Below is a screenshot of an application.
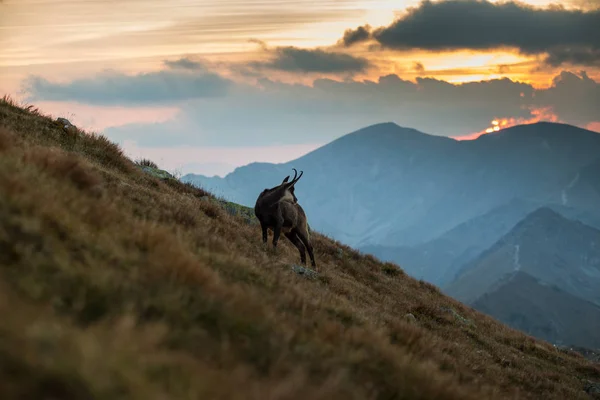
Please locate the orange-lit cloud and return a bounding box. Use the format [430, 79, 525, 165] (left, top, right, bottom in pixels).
[587, 121, 600, 132]
[453, 106, 561, 140]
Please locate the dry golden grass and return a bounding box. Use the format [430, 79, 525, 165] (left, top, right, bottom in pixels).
[0, 95, 599, 399]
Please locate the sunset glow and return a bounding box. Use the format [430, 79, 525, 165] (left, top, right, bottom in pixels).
[454, 107, 564, 141]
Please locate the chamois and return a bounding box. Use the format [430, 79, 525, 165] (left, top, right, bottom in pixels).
[254, 168, 317, 269]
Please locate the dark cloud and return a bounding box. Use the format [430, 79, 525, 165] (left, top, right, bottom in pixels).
[252, 45, 371, 73]
[23, 69, 231, 105]
[163, 57, 207, 70]
[544, 47, 600, 67]
[535, 70, 600, 126]
[413, 62, 425, 73]
[342, 0, 600, 67]
[339, 24, 372, 47]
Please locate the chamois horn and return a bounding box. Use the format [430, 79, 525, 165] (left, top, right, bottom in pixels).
[288, 168, 303, 186]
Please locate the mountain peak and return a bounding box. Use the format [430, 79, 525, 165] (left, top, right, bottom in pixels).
[476, 121, 598, 141]
[349, 122, 433, 138]
[524, 206, 564, 221]
[510, 206, 585, 236]
[329, 122, 456, 150]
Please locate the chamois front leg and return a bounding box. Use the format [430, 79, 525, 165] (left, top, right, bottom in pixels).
[296, 228, 317, 270]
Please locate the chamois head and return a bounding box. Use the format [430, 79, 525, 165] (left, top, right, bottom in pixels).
[258, 168, 303, 205]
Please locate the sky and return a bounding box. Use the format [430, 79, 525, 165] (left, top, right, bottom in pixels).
[2, 0, 600, 176]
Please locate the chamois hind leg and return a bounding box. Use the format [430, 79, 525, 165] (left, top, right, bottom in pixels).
[284, 231, 306, 265]
[272, 219, 283, 250]
[260, 221, 268, 249]
[295, 227, 316, 270]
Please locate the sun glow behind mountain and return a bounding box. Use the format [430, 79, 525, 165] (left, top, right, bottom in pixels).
[453, 107, 562, 141]
[486, 120, 503, 133]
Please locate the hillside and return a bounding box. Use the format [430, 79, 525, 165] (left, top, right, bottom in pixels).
[1, 97, 600, 399]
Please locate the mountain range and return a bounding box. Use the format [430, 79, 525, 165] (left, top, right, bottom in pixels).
[183, 121, 600, 348]
[183, 120, 600, 257]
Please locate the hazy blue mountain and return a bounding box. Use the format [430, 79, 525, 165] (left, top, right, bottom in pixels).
[472, 271, 600, 349]
[360, 198, 540, 285]
[446, 207, 600, 308]
[443, 208, 600, 348]
[184, 122, 463, 246]
[361, 199, 600, 286]
[183, 121, 600, 270]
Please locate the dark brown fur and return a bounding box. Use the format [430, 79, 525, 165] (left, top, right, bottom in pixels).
[254, 169, 317, 269]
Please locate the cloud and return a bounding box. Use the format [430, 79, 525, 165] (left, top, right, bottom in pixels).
[23, 68, 231, 105]
[569, 0, 600, 10]
[106, 69, 599, 149]
[163, 57, 207, 70]
[250, 44, 371, 73]
[341, 0, 600, 67]
[339, 24, 372, 47]
[544, 48, 600, 67]
[101, 69, 589, 148]
[413, 62, 425, 73]
[20, 57, 599, 150]
[534, 70, 600, 126]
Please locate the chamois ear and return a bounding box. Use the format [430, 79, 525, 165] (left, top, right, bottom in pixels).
[281, 175, 290, 184]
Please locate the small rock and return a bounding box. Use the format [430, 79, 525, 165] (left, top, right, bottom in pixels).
[291, 264, 318, 280]
[56, 117, 77, 133]
[403, 313, 417, 324]
[138, 165, 176, 180]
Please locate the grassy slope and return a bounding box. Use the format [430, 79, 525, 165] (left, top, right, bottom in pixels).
[0, 97, 598, 400]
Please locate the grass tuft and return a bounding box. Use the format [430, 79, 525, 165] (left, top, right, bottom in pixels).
[135, 158, 159, 169]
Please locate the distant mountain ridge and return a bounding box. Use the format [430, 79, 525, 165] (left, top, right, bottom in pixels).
[472, 271, 600, 349]
[446, 207, 600, 307]
[184, 121, 600, 250]
[444, 207, 600, 348]
[361, 199, 600, 286]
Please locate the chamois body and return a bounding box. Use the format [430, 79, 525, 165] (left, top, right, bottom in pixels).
[254, 169, 317, 269]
